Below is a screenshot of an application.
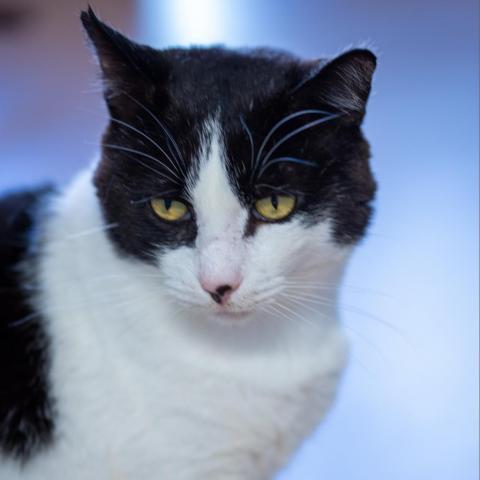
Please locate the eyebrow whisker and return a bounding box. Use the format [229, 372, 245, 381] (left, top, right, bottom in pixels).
[108, 116, 183, 177]
[101, 143, 183, 185]
[253, 109, 333, 180]
[120, 91, 187, 177]
[260, 113, 339, 169]
[258, 156, 318, 178]
[239, 115, 255, 172]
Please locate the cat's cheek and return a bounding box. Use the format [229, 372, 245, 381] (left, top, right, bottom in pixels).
[241, 218, 350, 297]
[156, 246, 210, 305]
[301, 218, 353, 260]
[246, 218, 318, 277]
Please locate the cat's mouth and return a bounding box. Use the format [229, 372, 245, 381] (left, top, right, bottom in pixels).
[210, 303, 254, 322]
[214, 309, 251, 318]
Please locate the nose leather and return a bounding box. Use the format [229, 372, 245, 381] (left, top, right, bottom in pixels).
[208, 285, 233, 304]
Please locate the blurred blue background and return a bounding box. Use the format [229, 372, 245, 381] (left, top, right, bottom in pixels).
[1, 0, 478, 478]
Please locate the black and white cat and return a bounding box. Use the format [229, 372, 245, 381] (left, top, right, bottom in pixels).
[0, 8, 376, 479]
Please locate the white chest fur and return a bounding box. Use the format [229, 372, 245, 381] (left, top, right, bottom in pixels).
[6, 171, 348, 480]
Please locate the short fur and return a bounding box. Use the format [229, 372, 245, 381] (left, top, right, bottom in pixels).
[0, 187, 55, 460]
[0, 8, 376, 479]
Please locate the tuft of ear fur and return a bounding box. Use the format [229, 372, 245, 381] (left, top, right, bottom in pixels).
[80, 7, 160, 108]
[296, 49, 376, 120]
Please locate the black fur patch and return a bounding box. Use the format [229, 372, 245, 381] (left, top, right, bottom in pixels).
[81, 8, 376, 262]
[0, 187, 56, 461]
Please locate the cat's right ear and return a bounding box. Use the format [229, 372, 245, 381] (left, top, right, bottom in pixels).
[80, 7, 165, 113]
[292, 49, 376, 123]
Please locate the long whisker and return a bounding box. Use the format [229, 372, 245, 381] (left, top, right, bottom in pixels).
[284, 290, 405, 338]
[262, 302, 295, 324]
[22, 272, 168, 294]
[280, 298, 381, 357]
[60, 223, 118, 241]
[258, 304, 278, 318]
[108, 117, 183, 176]
[281, 294, 325, 315]
[121, 91, 186, 175]
[284, 289, 336, 305]
[285, 282, 393, 299]
[281, 294, 390, 364]
[253, 109, 334, 180]
[342, 323, 389, 363]
[239, 115, 255, 172]
[80, 105, 185, 177]
[273, 301, 323, 331]
[255, 109, 331, 172]
[9, 289, 154, 328]
[261, 113, 339, 167]
[258, 156, 317, 178]
[101, 144, 182, 185]
[285, 278, 393, 297]
[128, 154, 181, 185]
[47, 223, 120, 248]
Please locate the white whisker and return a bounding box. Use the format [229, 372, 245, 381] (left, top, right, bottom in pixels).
[109, 116, 183, 176]
[273, 300, 321, 331]
[239, 116, 255, 172]
[60, 223, 118, 240]
[254, 109, 331, 176]
[261, 113, 339, 167]
[9, 289, 154, 328]
[121, 91, 186, 175]
[101, 143, 182, 184]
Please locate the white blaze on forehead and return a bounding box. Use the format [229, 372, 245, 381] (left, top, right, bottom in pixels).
[190, 123, 248, 289]
[191, 125, 248, 242]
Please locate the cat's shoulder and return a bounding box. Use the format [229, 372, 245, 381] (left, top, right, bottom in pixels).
[0, 185, 56, 462]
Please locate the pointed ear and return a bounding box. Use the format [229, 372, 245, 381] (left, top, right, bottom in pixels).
[295, 49, 376, 121]
[80, 7, 161, 109]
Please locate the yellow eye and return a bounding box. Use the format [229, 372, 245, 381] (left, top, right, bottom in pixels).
[150, 198, 188, 222]
[254, 194, 296, 221]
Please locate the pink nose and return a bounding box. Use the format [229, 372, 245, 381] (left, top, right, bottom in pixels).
[200, 276, 242, 305]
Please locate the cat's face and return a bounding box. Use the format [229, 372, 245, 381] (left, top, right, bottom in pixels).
[82, 9, 376, 323]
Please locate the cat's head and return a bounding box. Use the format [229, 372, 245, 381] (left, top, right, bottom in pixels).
[81, 8, 376, 324]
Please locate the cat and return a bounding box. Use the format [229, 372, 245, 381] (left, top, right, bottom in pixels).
[0, 7, 376, 480]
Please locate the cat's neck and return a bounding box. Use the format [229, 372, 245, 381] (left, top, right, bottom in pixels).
[37, 168, 348, 389]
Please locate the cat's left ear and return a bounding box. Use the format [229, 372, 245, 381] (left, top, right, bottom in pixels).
[80, 7, 164, 111]
[294, 49, 377, 122]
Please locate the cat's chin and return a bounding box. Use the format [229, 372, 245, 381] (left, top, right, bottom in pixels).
[208, 308, 255, 326]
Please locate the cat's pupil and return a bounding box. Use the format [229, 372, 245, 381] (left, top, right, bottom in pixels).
[271, 194, 278, 210]
[164, 199, 172, 210]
